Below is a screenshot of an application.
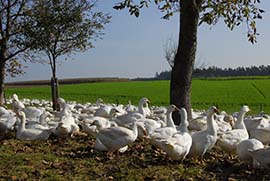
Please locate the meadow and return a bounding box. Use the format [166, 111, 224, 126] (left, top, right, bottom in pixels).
[2, 77, 270, 180]
[6, 77, 270, 114]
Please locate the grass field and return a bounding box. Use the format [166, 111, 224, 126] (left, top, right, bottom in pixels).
[5, 78, 270, 114]
[2, 77, 270, 180]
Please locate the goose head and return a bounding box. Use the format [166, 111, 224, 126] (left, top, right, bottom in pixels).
[12, 94, 25, 112]
[240, 105, 250, 114]
[96, 98, 104, 106]
[207, 106, 219, 116]
[139, 97, 150, 106]
[134, 121, 147, 136]
[39, 111, 53, 124]
[234, 105, 250, 129]
[57, 122, 69, 132]
[224, 114, 236, 127]
[57, 98, 66, 108]
[12, 94, 19, 101]
[17, 111, 26, 119]
[109, 108, 120, 118]
[166, 105, 180, 115]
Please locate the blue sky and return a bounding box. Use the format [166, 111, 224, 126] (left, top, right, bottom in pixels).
[6, 1, 270, 82]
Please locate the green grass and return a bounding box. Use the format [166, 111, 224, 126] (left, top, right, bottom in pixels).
[5, 78, 270, 114]
[3, 77, 270, 179]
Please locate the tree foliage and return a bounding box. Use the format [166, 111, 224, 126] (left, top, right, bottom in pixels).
[27, 0, 111, 77]
[24, 0, 111, 110]
[114, 0, 263, 43]
[0, 0, 34, 77]
[155, 65, 270, 80]
[114, 0, 263, 122]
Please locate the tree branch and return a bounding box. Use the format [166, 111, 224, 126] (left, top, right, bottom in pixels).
[5, 46, 29, 61]
[11, 0, 26, 23]
[5, 0, 11, 40]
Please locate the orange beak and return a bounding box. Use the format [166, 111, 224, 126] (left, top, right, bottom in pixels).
[143, 129, 147, 136]
[174, 107, 180, 112]
[214, 108, 219, 113]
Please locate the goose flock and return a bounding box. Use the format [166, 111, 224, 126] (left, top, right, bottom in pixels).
[1, 94, 270, 169]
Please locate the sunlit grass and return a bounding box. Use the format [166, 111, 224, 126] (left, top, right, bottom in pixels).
[5, 77, 270, 114]
[1, 136, 269, 180]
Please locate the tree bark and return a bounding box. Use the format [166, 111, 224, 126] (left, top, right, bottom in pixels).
[51, 77, 59, 111]
[0, 44, 7, 106]
[51, 57, 59, 111]
[170, 0, 200, 124]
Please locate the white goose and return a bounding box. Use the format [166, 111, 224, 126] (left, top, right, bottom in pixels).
[141, 118, 166, 137]
[25, 111, 53, 130]
[53, 118, 80, 138]
[236, 138, 264, 162]
[80, 99, 103, 114]
[81, 108, 119, 136]
[188, 106, 219, 159]
[114, 97, 151, 127]
[189, 111, 207, 131]
[217, 105, 250, 153]
[162, 108, 192, 161]
[23, 106, 45, 121]
[244, 112, 270, 145]
[149, 105, 180, 149]
[11, 94, 25, 113]
[248, 147, 270, 168]
[125, 100, 137, 112]
[249, 128, 270, 145]
[0, 107, 17, 138]
[16, 111, 53, 140]
[244, 116, 270, 132]
[53, 98, 79, 137]
[189, 110, 232, 135]
[94, 137, 129, 153]
[57, 98, 72, 118]
[94, 99, 113, 118]
[94, 121, 146, 152]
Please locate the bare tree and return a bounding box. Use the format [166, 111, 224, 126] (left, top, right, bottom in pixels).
[163, 36, 177, 68]
[164, 36, 208, 70]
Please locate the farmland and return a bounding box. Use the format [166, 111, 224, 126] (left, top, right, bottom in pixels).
[5, 77, 270, 114]
[2, 77, 270, 180]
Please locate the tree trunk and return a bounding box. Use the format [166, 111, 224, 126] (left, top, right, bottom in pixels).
[0, 45, 7, 106]
[51, 77, 59, 111]
[51, 57, 59, 111]
[170, 0, 200, 124]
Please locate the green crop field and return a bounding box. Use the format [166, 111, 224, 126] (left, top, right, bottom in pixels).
[5, 77, 270, 114]
[3, 77, 270, 180]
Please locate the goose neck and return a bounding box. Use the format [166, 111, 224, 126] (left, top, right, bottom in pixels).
[235, 111, 247, 129]
[39, 114, 48, 126]
[207, 113, 217, 135]
[166, 111, 176, 129]
[179, 108, 188, 132]
[19, 114, 26, 131]
[179, 121, 189, 132]
[132, 123, 140, 138]
[109, 111, 117, 119]
[61, 106, 70, 116]
[138, 102, 146, 117]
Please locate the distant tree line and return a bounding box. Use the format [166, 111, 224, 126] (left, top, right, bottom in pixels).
[154, 65, 270, 80]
